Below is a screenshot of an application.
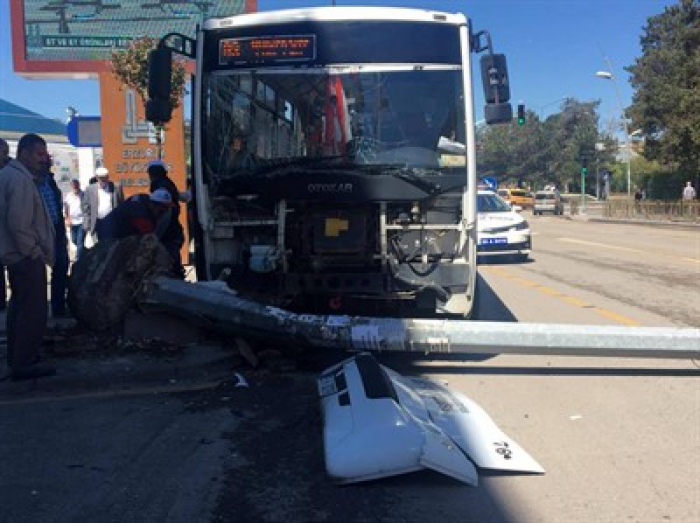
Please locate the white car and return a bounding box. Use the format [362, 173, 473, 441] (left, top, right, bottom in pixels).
[477, 190, 531, 261]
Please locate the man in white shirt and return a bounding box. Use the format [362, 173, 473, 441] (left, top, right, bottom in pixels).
[682, 181, 696, 201]
[82, 167, 124, 241]
[64, 178, 85, 260]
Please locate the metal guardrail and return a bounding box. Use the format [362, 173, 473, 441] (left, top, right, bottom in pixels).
[603, 200, 700, 223]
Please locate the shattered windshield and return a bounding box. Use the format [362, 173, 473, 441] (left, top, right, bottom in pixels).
[202, 68, 465, 179]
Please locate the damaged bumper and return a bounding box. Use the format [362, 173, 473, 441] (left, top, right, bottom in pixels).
[318, 353, 544, 486]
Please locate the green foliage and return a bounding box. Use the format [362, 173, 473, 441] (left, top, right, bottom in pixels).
[626, 0, 700, 175]
[639, 169, 690, 199]
[477, 110, 546, 186]
[477, 98, 615, 191]
[111, 37, 187, 110]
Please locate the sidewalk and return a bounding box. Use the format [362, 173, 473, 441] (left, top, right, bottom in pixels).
[565, 201, 700, 230]
[569, 210, 700, 230]
[0, 305, 242, 400]
[0, 335, 239, 403]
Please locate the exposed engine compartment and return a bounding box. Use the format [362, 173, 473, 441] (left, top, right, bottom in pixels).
[203, 189, 469, 316]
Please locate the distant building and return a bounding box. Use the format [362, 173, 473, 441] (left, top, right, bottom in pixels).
[0, 98, 101, 191]
[0, 98, 67, 141]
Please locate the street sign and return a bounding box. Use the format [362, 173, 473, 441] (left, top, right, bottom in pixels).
[482, 176, 498, 190]
[66, 116, 102, 147]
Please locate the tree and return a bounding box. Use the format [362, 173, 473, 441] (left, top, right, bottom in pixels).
[477, 108, 548, 187]
[111, 37, 187, 158]
[477, 98, 611, 192]
[627, 0, 700, 180]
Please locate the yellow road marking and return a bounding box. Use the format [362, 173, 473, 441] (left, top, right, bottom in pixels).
[482, 266, 641, 326]
[535, 285, 564, 297]
[558, 237, 643, 253]
[593, 308, 641, 326]
[562, 296, 591, 308]
[513, 277, 539, 287]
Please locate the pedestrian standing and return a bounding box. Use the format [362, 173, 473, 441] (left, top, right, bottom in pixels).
[35, 157, 70, 318]
[682, 181, 696, 201]
[0, 138, 10, 311]
[82, 166, 123, 241]
[0, 133, 56, 381]
[64, 179, 85, 260]
[147, 160, 185, 277]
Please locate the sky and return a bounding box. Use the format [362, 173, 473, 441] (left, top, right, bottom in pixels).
[0, 0, 678, 129]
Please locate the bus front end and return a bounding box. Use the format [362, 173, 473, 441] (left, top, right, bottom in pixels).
[146, 7, 512, 317]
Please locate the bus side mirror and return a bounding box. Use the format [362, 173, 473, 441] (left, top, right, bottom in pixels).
[480, 53, 513, 124]
[147, 47, 173, 125]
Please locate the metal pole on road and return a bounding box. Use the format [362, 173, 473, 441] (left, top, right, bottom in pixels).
[141, 277, 700, 361]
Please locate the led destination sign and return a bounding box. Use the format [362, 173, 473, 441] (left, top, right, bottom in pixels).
[220, 35, 316, 65]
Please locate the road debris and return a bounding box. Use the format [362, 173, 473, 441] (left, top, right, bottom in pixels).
[233, 373, 249, 388]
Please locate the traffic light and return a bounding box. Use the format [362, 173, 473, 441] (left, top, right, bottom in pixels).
[581, 166, 588, 175]
[517, 103, 525, 125]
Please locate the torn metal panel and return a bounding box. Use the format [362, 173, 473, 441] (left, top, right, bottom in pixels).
[392, 372, 545, 473]
[140, 277, 700, 360]
[318, 353, 542, 485]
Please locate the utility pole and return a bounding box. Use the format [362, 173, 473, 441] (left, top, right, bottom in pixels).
[596, 57, 632, 199]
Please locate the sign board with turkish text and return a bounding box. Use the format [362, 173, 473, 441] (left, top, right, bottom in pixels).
[11, 0, 255, 77]
[99, 72, 189, 257]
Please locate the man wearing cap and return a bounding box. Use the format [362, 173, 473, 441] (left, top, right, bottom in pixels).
[96, 189, 174, 240]
[0, 133, 56, 381]
[82, 166, 124, 241]
[147, 160, 185, 277]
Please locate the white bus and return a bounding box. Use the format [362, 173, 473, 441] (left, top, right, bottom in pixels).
[147, 6, 512, 317]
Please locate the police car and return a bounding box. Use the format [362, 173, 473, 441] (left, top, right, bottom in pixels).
[477, 190, 531, 261]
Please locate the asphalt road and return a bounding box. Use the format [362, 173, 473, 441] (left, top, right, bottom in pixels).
[478, 213, 700, 327]
[0, 216, 698, 522]
[424, 214, 700, 521]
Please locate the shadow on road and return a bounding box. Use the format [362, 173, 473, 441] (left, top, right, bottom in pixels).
[477, 255, 535, 266]
[472, 271, 518, 322]
[210, 372, 516, 523]
[393, 363, 700, 377]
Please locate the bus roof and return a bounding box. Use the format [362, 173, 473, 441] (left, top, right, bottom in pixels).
[205, 6, 468, 30]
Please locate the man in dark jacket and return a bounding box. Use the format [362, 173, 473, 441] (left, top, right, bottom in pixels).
[36, 157, 70, 317]
[0, 133, 56, 381]
[96, 189, 174, 240]
[147, 160, 185, 277]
